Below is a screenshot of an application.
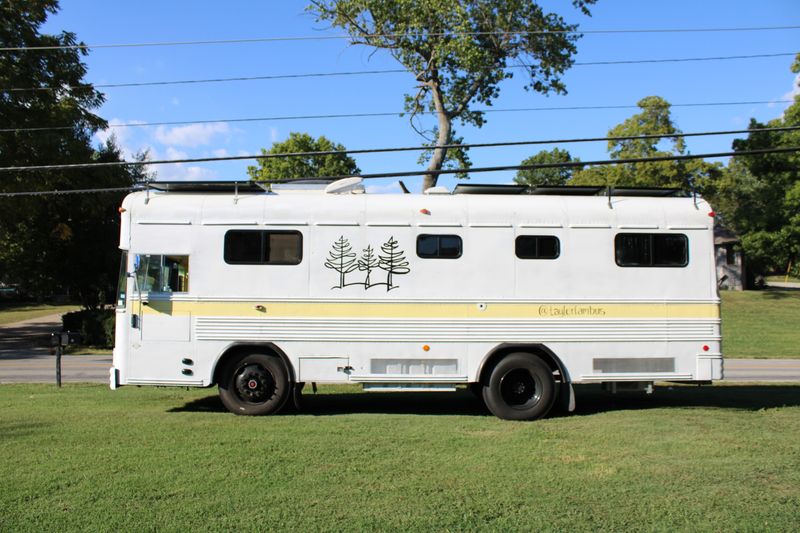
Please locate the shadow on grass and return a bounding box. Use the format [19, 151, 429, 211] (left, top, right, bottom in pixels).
[169, 384, 800, 417]
[760, 288, 800, 299]
[170, 390, 490, 417]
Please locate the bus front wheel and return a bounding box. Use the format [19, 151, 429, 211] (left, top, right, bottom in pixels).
[482, 353, 556, 421]
[218, 352, 290, 416]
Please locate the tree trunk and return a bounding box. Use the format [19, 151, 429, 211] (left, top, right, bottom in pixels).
[422, 83, 452, 191]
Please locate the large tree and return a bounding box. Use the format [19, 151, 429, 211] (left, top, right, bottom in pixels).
[309, 0, 596, 190]
[514, 148, 580, 186]
[570, 96, 720, 191]
[713, 58, 800, 277]
[0, 0, 145, 305]
[247, 132, 360, 182]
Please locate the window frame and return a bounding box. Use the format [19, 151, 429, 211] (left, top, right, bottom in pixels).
[416, 234, 463, 259]
[614, 232, 689, 268]
[224, 229, 303, 265]
[133, 254, 190, 293]
[515, 235, 561, 260]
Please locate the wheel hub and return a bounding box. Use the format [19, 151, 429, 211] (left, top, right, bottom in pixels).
[234, 363, 275, 403]
[500, 368, 541, 409]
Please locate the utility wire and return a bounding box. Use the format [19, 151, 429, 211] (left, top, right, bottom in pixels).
[2, 25, 799, 52]
[0, 131, 798, 173]
[2, 99, 795, 134]
[341, 147, 800, 181]
[0, 186, 135, 197]
[1, 146, 798, 198]
[3, 52, 795, 93]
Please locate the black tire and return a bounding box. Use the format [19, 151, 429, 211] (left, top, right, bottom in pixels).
[482, 352, 557, 421]
[218, 352, 291, 416]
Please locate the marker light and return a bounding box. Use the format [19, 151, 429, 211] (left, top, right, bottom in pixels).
[708, 211, 716, 217]
[702, 345, 710, 352]
[422, 345, 430, 352]
[420, 208, 431, 215]
[118, 207, 127, 213]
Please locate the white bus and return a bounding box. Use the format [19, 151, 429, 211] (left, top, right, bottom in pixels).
[112, 179, 723, 420]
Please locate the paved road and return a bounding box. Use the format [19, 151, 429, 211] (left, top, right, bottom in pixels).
[723, 358, 800, 382]
[1, 355, 799, 384]
[0, 312, 111, 384]
[2, 314, 800, 383]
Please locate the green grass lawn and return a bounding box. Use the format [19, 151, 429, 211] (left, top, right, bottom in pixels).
[0, 303, 78, 326]
[721, 290, 800, 358]
[766, 274, 800, 283]
[1, 383, 798, 531]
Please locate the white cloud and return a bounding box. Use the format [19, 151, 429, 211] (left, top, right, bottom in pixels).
[212, 148, 229, 158]
[782, 73, 800, 102]
[270, 127, 280, 143]
[154, 123, 231, 147]
[772, 73, 800, 117]
[153, 162, 221, 182]
[93, 118, 147, 160]
[365, 181, 403, 194]
[166, 147, 189, 160]
[171, 97, 180, 106]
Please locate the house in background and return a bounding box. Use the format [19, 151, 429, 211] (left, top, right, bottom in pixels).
[714, 225, 746, 290]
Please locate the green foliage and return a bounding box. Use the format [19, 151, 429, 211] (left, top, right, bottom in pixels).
[309, 0, 596, 189]
[0, 0, 146, 306]
[571, 96, 721, 190]
[1, 383, 800, 530]
[514, 148, 580, 186]
[61, 308, 115, 347]
[247, 132, 359, 182]
[713, 59, 800, 275]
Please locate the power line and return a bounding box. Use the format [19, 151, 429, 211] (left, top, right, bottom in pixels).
[1, 128, 798, 173]
[3, 52, 795, 93]
[304, 146, 800, 180]
[0, 186, 135, 197]
[2, 99, 795, 134]
[2, 25, 799, 52]
[2, 146, 798, 197]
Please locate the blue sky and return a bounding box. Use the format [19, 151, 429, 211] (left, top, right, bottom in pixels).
[43, 1, 800, 192]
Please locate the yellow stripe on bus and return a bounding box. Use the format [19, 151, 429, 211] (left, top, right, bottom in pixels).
[139, 300, 720, 320]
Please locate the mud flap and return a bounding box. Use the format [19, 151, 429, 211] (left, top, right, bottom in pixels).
[559, 380, 576, 412]
[292, 382, 305, 411]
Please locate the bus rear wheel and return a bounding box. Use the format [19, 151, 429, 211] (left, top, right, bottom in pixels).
[482, 353, 556, 420]
[218, 352, 290, 416]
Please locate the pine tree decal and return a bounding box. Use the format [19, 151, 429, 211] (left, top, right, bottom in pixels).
[357, 245, 379, 288]
[324, 236, 358, 289]
[378, 236, 410, 291]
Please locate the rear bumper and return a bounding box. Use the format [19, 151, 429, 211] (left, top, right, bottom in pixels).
[696, 354, 723, 380]
[109, 366, 120, 389]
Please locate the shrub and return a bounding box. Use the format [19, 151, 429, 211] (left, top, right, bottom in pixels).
[62, 308, 115, 347]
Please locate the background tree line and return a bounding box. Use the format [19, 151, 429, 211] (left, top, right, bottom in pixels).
[0, 0, 146, 307]
[2, 0, 797, 307]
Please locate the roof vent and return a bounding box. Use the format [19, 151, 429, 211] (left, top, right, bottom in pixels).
[324, 177, 365, 195]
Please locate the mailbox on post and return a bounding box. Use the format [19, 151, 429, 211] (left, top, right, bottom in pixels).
[50, 332, 83, 387]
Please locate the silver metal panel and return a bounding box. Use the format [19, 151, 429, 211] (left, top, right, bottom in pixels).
[593, 357, 675, 373]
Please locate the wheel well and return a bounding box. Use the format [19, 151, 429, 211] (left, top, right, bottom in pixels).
[478, 344, 567, 385]
[212, 343, 295, 386]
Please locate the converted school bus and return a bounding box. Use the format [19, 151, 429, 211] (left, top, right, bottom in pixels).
[111, 179, 723, 420]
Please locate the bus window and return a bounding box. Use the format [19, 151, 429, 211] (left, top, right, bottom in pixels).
[224, 230, 302, 265]
[515, 236, 560, 259]
[417, 234, 462, 259]
[116, 251, 128, 308]
[615, 233, 688, 267]
[134, 254, 189, 292]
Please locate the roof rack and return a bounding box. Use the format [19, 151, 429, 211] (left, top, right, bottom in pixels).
[452, 184, 688, 198]
[146, 181, 266, 193]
